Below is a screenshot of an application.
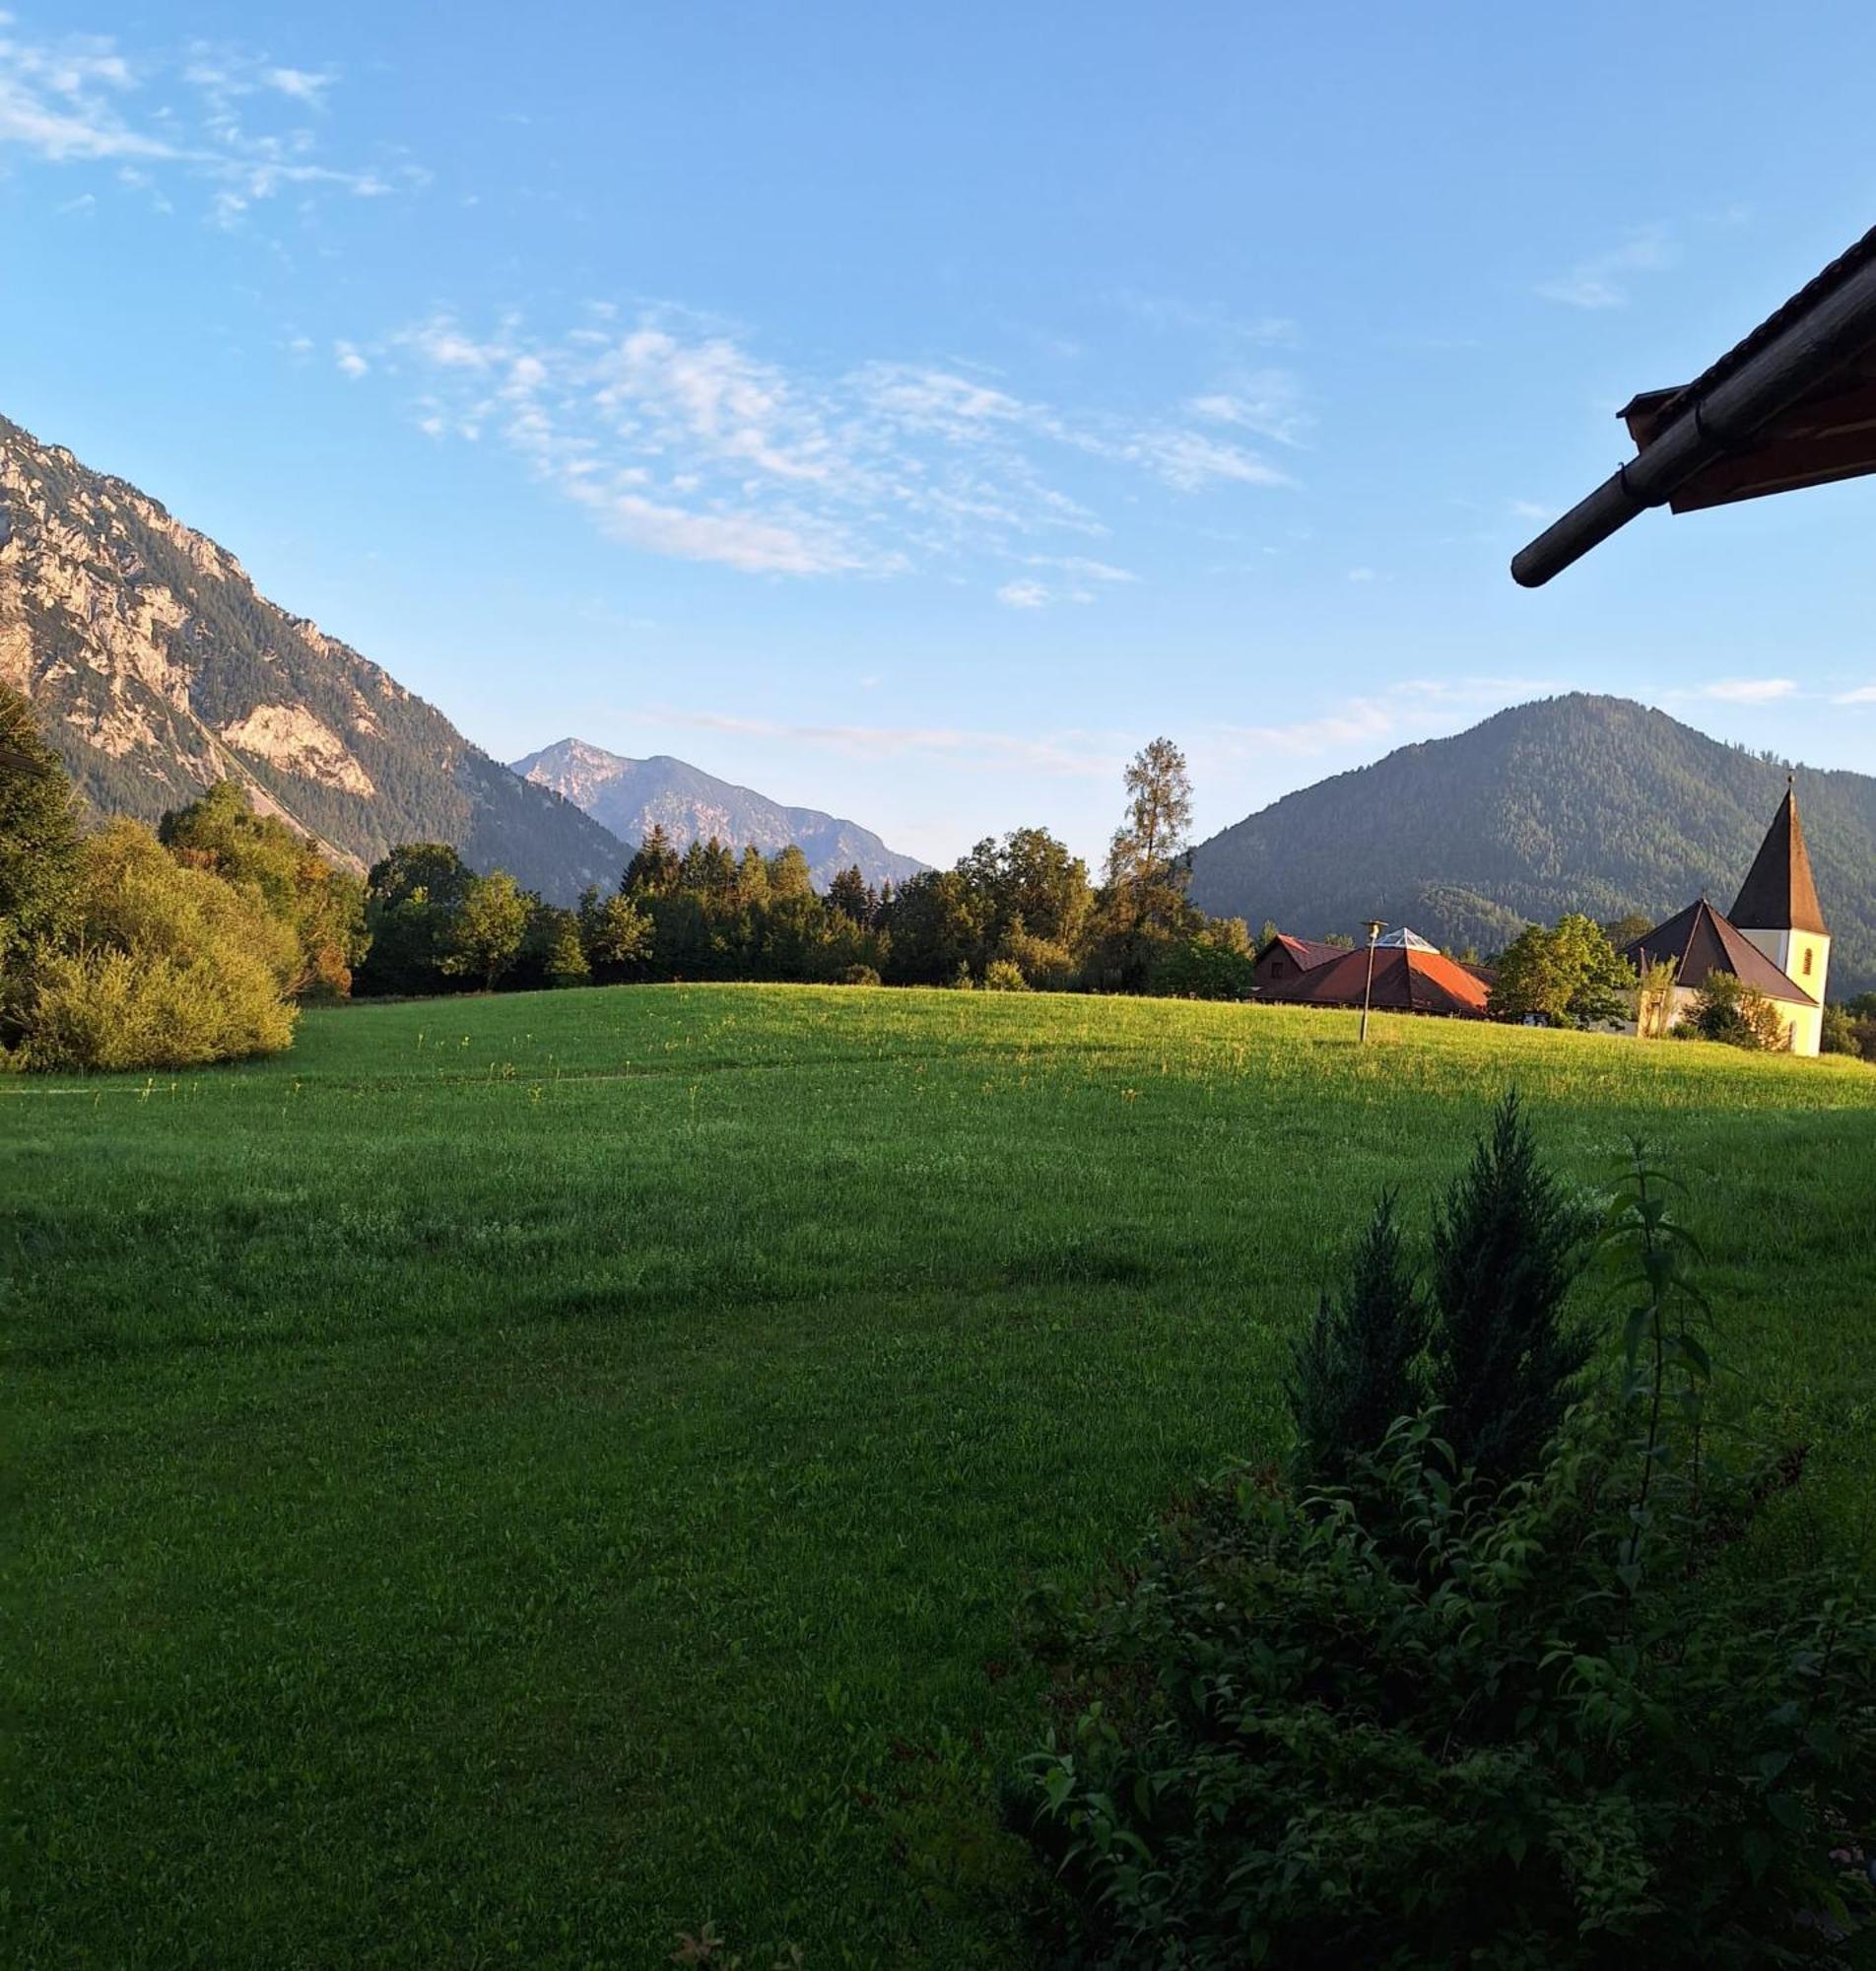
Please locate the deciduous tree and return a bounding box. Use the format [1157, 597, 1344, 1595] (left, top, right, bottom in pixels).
[443, 871, 530, 991]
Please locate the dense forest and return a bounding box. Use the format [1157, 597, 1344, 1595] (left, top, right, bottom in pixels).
[1189, 694, 1876, 996]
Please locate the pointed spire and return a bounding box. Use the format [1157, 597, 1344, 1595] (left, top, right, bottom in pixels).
[1731, 782, 1827, 934]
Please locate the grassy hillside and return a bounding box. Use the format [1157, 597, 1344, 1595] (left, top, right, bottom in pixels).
[6, 986, 1873, 1965]
[1188, 694, 1876, 994]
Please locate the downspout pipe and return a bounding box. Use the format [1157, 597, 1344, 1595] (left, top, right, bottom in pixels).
[1511, 251, 1876, 587]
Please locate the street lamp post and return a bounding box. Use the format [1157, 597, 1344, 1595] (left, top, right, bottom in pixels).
[1359, 918, 1385, 1044]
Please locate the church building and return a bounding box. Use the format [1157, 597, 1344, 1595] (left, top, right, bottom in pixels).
[1622, 782, 1831, 1056]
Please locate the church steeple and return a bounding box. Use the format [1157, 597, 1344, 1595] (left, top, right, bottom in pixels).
[1731, 777, 1827, 936]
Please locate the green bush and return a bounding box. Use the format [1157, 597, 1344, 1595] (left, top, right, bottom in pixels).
[1688, 973, 1789, 1052]
[1288, 1093, 1589, 1491]
[159, 780, 368, 999]
[24, 944, 296, 1069]
[19, 820, 298, 1069]
[983, 957, 1031, 992]
[1015, 1412, 1876, 1968]
[1007, 1145, 1876, 1967]
[1149, 920, 1255, 1000]
[1819, 1005, 1863, 1059]
[838, 963, 882, 986]
[997, 927, 1079, 991]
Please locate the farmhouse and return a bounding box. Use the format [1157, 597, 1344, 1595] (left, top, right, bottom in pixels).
[1623, 782, 1831, 1055]
[1250, 932, 1346, 992]
[1260, 928, 1494, 1019]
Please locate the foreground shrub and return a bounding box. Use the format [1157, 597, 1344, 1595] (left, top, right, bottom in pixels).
[1008, 1145, 1876, 1967]
[1286, 1189, 1426, 1485]
[19, 820, 299, 1068]
[1429, 1090, 1591, 1484]
[1289, 1093, 1589, 1490]
[1015, 1415, 1876, 1969]
[983, 957, 1031, 991]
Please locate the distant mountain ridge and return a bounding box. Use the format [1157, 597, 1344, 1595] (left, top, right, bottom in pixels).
[511, 737, 928, 892]
[1188, 694, 1876, 996]
[0, 414, 626, 902]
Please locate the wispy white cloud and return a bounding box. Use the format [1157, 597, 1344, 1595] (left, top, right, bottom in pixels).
[1694, 677, 1798, 705]
[1206, 676, 1565, 766]
[1109, 293, 1300, 347]
[651, 707, 1125, 780]
[334, 338, 368, 378]
[0, 22, 414, 220]
[1832, 684, 1876, 705]
[1536, 228, 1675, 309]
[372, 306, 1298, 578]
[996, 579, 1050, 609]
[264, 65, 332, 107]
[1186, 372, 1310, 447]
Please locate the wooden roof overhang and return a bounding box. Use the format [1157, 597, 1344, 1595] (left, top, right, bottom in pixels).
[1513, 225, 1876, 585]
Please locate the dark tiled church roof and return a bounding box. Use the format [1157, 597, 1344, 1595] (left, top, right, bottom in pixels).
[1730, 783, 1828, 935]
[1623, 898, 1814, 1006]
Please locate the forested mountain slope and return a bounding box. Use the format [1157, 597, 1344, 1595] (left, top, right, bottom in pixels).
[0, 415, 625, 902]
[512, 738, 927, 892]
[1189, 695, 1876, 995]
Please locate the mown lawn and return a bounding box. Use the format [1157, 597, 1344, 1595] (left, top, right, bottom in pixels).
[6, 985, 1874, 1966]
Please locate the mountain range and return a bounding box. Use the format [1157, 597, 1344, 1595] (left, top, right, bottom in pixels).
[0, 414, 627, 902]
[7, 416, 1869, 990]
[510, 738, 927, 892]
[1188, 694, 1876, 996]
[0, 413, 923, 902]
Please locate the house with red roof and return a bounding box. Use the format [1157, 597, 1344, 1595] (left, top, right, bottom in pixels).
[1259, 932, 1494, 1020]
[1621, 782, 1831, 1055]
[1250, 933, 1347, 994]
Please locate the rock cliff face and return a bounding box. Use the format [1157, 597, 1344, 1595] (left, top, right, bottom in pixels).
[511, 738, 928, 892]
[0, 414, 624, 900]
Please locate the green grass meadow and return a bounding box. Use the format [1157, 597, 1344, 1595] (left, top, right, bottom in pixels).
[6, 986, 1875, 1965]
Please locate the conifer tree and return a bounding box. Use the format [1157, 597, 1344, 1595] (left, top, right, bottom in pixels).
[1429, 1091, 1589, 1482]
[1, 686, 82, 982]
[1287, 1189, 1428, 1485]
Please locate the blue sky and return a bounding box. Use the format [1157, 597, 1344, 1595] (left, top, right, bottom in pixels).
[3, 3, 1873, 865]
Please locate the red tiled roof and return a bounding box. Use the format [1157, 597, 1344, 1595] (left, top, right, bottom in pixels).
[1263, 943, 1493, 1018]
[1259, 933, 1346, 972]
[1623, 897, 1814, 1006]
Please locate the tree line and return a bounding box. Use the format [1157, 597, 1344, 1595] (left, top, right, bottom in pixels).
[353, 733, 1259, 999]
[3, 690, 1265, 1070]
[9, 681, 1869, 1071]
